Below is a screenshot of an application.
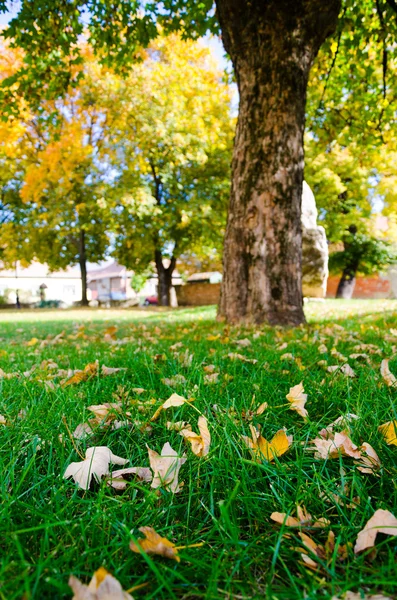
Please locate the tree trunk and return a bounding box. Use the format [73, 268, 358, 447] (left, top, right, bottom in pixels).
[155, 250, 176, 307]
[216, 0, 341, 325]
[79, 229, 89, 306]
[336, 269, 356, 299]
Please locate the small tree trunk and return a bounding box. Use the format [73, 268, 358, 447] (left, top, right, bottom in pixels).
[216, 0, 341, 325]
[336, 268, 357, 299]
[155, 250, 176, 307]
[79, 229, 89, 306]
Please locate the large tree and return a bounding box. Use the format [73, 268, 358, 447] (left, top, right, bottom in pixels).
[106, 35, 232, 306]
[1, 0, 397, 323]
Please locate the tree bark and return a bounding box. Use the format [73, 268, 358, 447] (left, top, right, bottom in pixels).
[216, 0, 341, 325]
[336, 269, 356, 299]
[79, 229, 89, 306]
[155, 250, 176, 307]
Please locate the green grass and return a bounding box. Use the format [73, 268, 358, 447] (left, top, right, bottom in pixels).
[1, 299, 397, 599]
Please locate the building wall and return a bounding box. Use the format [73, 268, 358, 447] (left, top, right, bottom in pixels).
[0, 276, 84, 304]
[326, 274, 392, 299]
[175, 283, 221, 306]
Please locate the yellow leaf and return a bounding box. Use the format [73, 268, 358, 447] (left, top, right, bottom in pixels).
[378, 420, 397, 445]
[243, 426, 292, 462]
[179, 416, 211, 457]
[69, 567, 133, 599]
[286, 382, 308, 419]
[130, 526, 180, 562]
[270, 505, 329, 528]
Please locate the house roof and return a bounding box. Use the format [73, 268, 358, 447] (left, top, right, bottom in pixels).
[87, 261, 128, 281]
[0, 261, 81, 279]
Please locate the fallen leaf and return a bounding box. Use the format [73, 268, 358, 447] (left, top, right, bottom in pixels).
[204, 372, 220, 384]
[107, 467, 152, 490]
[62, 361, 99, 387]
[87, 402, 123, 423]
[63, 446, 128, 490]
[69, 566, 133, 599]
[166, 420, 191, 431]
[235, 338, 251, 347]
[151, 393, 190, 421]
[312, 431, 362, 460]
[332, 592, 392, 600]
[147, 442, 186, 493]
[270, 505, 329, 528]
[0, 414, 6, 425]
[26, 337, 39, 347]
[161, 374, 187, 387]
[380, 359, 397, 387]
[286, 382, 308, 419]
[378, 420, 397, 445]
[298, 530, 349, 571]
[327, 364, 355, 377]
[180, 416, 211, 457]
[318, 414, 359, 438]
[130, 526, 179, 562]
[227, 353, 258, 364]
[354, 509, 397, 553]
[243, 426, 292, 462]
[355, 443, 381, 474]
[101, 365, 127, 376]
[73, 422, 95, 440]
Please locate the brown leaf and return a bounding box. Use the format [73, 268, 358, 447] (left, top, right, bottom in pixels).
[332, 592, 392, 600]
[62, 361, 99, 387]
[101, 365, 127, 376]
[227, 353, 258, 364]
[380, 359, 397, 387]
[180, 416, 211, 457]
[312, 431, 362, 460]
[354, 509, 397, 553]
[270, 505, 329, 528]
[161, 374, 187, 387]
[355, 443, 381, 474]
[130, 526, 180, 562]
[286, 382, 308, 419]
[327, 364, 355, 377]
[69, 566, 133, 599]
[147, 442, 186, 493]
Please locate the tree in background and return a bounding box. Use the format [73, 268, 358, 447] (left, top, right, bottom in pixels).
[108, 35, 233, 306]
[2, 0, 397, 320]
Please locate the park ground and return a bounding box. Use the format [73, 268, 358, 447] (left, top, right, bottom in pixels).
[1, 299, 397, 599]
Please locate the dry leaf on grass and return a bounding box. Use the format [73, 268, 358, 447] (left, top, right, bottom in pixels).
[63, 446, 128, 490]
[73, 422, 95, 440]
[378, 420, 397, 445]
[227, 353, 258, 364]
[0, 414, 6, 425]
[355, 443, 381, 474]
[327, 364, 355, 377]
[87, 403, 123, 422]
[180, 416, 211, 457]
[161, 374, 187, 387]
[107, 467, 152, 490]
[271, 505, 329, 528]
[130, 526, 180, 562]
[69, 566, 133, 599]
[313, 431, 362, 460]
[242, 425, 292, 462]
[147, 442, 186, 493]
[332, 592, 392, 600]
[354, 509, 397, 553]
[380, 359, 397, 387]
[298, 530, 349, 571]
[318, 413, 359, 438]
[286, 382, 308, 419]
[101, 365, 127, 376]
[62, 361, 99, 387]
[150, 393, 191, 421]
[235, 338, 251, 348]
[166, 420, 191, 432]
[204, 372, 220, 384]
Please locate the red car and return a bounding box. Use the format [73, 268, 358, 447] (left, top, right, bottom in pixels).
[144, 295, 158, 306]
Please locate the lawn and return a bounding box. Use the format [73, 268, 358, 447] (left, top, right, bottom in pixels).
[1, 299, 397, 599]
